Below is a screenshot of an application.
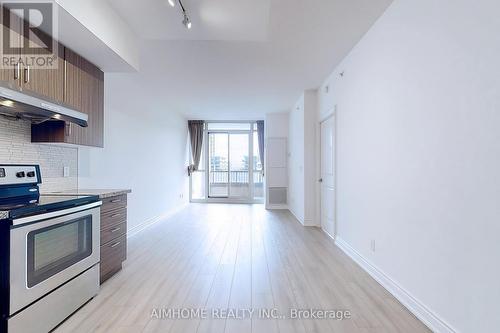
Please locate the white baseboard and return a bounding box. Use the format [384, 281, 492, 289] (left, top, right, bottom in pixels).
[321, 227, 335, 241]
[266, 204, 288, 210]
[288, 208, 317, 227]
[288, 207, 305, 226]
[303, 218, 318, 227]
[128, 203, 187, 238]
[335, 237, 456, 333]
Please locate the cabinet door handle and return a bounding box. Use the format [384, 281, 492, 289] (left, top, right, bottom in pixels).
[24, 66, 30, 83]
[111, 199, 122, 203]
[110, 226, 121, 233]
[14, 63, 20, 80]
[110, 241, 121, 248]
[111, 213, 122, 218]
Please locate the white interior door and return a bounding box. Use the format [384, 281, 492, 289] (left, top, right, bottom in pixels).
[320, 116, 335, 238]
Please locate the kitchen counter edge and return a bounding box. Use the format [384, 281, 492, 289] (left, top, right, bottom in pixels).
[45, 189, 132, 199]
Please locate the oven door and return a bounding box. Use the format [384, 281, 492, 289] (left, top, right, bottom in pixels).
[9, 202, 101, 315]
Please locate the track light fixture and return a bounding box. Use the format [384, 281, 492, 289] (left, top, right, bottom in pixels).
[169, 0, 192, 30]
[182, 13, 192, 29]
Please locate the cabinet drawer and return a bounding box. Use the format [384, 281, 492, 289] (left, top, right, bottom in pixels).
[100, 235, 127, 278]
[101, 195, 127, 214]
[101, 221, 127, 245]
[101, 207, 127, 230]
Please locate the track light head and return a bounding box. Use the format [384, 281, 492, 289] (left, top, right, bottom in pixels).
[182, 13, 192, 29]
[170, 0, 191, 30]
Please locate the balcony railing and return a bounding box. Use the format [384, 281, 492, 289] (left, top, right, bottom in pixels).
[209, 170, 263, 184]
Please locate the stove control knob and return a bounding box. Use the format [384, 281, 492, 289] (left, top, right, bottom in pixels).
[16, 171, 26, 178]
[27, 171, 36, 178]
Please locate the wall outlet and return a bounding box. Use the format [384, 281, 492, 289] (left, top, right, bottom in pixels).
[370, 240, 376, 252]
[179, 193, 184, 199]
[63, 166, 70, 178]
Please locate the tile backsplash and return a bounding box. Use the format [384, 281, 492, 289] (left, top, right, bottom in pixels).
[0, 117, 78, 192]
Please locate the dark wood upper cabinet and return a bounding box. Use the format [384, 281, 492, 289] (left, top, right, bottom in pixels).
[20, 38, 65, 103]
[0, 8, 24, 86]
[0, 7, 104, 147]
[30, 46, 104, 147]
[1, 7, 64, 101]
[30, 48, 104, 147]
[62, 47, 104, 147]
[0, 58, 18, 85]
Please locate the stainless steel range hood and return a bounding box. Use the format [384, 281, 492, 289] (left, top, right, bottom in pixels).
[0, 82, 88, 127]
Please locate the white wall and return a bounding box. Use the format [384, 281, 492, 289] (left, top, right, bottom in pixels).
[78, 74, 189, 233]
[265, 112, 289, 138]
[318, 0, 500, 332]
[55, 0, 139, 70]
[288, 96, 305, 221]
[288, 91, 317, 225]
[303, 91, 317, 225]
[265, 112, 289, 208]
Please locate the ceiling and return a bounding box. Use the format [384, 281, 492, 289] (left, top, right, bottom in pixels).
[107, 0, 271, 41]
[106, 0, 393, 119]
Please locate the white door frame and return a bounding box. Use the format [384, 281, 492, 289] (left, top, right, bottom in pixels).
[317, 107, 337, 239]
[190, 121, 264, 204]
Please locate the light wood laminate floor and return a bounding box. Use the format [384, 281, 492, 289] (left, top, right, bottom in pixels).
[55, 204, 430, 333]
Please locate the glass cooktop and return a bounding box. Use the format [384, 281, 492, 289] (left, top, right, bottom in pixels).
[0, 195, 100, 220]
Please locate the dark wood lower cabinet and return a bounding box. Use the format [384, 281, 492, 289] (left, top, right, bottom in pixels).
[101, 195, 127, 214]
[100, 235, 127, 283]
[100, 195, 128, 283]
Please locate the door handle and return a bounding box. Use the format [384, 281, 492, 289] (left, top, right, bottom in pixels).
[318, 178, 323, 183]
[24, 66, 30, 83]
[14, 63, 20, 80]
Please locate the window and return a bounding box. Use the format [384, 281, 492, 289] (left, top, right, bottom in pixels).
[189, 121, 264, 202]
[207, 123, 251, 131]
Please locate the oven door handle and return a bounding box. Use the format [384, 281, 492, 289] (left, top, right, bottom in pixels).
[12, 201, 103, 227]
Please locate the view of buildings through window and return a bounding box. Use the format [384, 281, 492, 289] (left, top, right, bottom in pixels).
[191, 122, 264, 201]
[209, 136, 262, 172]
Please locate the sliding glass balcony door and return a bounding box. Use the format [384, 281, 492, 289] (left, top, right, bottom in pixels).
[208, 131, 251, 200]
[190, 122, 263, 203]
[229, 133, 250, 198]
[208, 132, 229, 198]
